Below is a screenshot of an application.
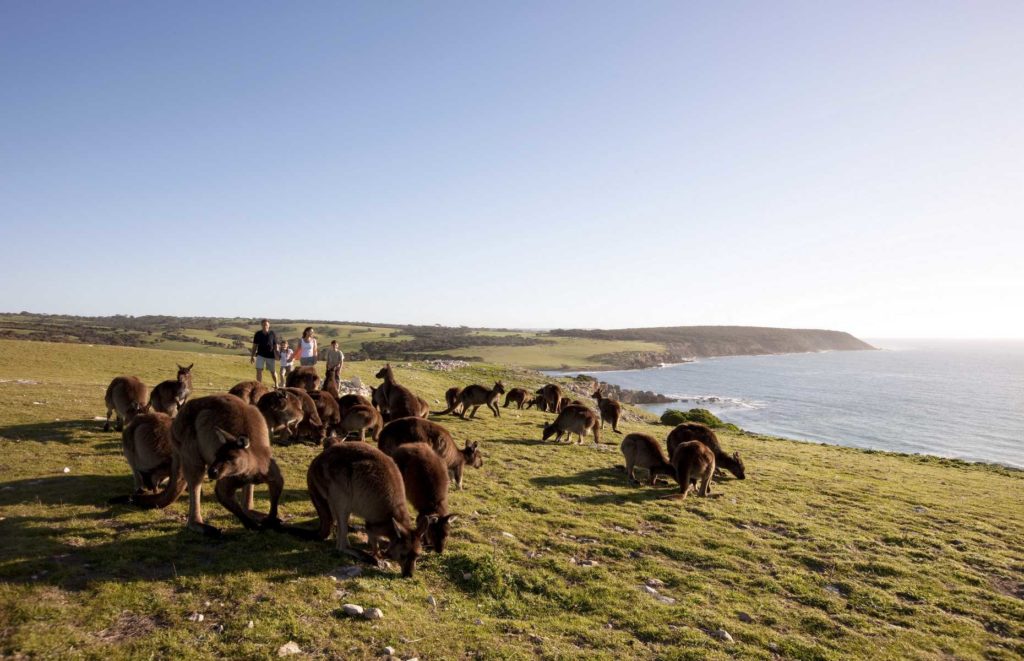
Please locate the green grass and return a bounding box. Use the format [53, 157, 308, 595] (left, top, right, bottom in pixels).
[425, 336, 665, 370]
[1, 340, 1022, 659]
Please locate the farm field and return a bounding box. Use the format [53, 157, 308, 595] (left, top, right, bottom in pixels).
[424, 337, 666, 370]
[0, 340, 1022, 659]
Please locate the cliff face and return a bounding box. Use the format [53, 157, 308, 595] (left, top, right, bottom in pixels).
[547, 326, 875, 369]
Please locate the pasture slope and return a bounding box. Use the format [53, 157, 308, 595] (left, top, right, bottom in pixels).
[0, 339, 1021, 660]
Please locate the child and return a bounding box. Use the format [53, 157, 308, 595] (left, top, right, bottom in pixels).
[277, 340, 295, 384]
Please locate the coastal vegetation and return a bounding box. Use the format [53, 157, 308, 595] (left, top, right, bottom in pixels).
[0, 340, 1021, 659]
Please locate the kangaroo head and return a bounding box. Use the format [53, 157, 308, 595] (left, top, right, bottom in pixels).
[732, 452, 746, 480]
[541, 422, 558, 441]
[385, 516, 424, 578]
[461, 440, 483, 468]
[208, 427, 251, 480]
[374, 364, 392, 380]
[420, 513, 457, 553]
[591, 386, 602, 400]
[493, 381, 505, 394]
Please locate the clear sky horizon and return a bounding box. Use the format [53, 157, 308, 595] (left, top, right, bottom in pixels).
[2, 2, 1021, 339]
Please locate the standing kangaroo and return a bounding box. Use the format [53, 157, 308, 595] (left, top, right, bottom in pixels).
[434, 381, 505, 418]
[503, 388, 530, 409]
[286, 366, 321, 391]
[374, 364, 428, 421]
[103, 376, 149, 432]
[149, 364, 193, 417]
[670, 441, 716, 498]
[591, 386, 622, 434]
[667, 422, 746, 480]
[541, 404, 600, 445]
[439, 387, 463, 416]
[131, 394, 284, 536]
[536, 384, 562, 413]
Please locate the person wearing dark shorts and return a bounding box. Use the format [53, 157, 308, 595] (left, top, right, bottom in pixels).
[250, 318, 279, 386]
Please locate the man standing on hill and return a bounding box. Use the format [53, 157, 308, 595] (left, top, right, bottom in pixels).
[326, 339, 345, 374]
[250, 318, 278, 386]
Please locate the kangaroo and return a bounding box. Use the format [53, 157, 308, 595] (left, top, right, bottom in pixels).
[257, 389, 322, 443]
[131, 394, 284, 535]
[620, 433, 674, 485]
[323, 364, 341, 397]
[537, 384, 562, 413]
[377, 417, 483, 489]
[229, 380, 270, 405]
[308, 390, 341, 440]
[439, 387, 463, 416]
[391, 444, 457, 553]
[542, 404, 600, 445]
[525, 395, 547, 411]
[374, 364, 426, 421]
[671, 441, 716, 498]
[286, 442, 428, 577]
[591, 386, 623, 434]
[503, 387, 530, 409]
[283, 387, 324, 436]
[103, 376, 149, 432]
[286, 366, 321, 391]
[336, 403, 384, 442]
[338, 393, 372, 418]
[667, 422, 746, 480]
[148, 364, 193, 417]
[109, 411, 175, 503]
[434, 381, 505, 418]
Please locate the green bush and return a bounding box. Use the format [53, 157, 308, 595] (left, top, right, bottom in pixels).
[660, 408, 740, 431]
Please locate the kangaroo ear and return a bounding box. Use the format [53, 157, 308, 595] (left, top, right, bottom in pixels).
[213, 426, 234, 443]
[187, 363, 193, 370]
[733, 451, 741, 461]
[471, 441, 479, 449]
[392, 517, 409, 538]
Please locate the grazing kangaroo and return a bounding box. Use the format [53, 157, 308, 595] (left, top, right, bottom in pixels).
[257, 389, 322, 443]
[542, 404, 600, 445]
[670, 441, 716, 498]
[286, 366, 321, 391]
[620, 433, 675, 485]
[503, 388, 530, 409]
[103, 376, 149, 432]
[439, 387, 463, 416]
[132, 394, 284, 535]
[525, 395, 547, 411]
[377, 417, 483, 489]
[537, 384, 562, 413]
[148, 364, 193, 417]
[229, 380, 270, 405]
[336, 403, 383, 442]
[110, 411, 175, 503]
[308, 390, 341, 440]
[591, 386, 623, 434]
[374, 364, 427, 421]
[434, 381, 506, 418]
[323, 364, 341, 397]
[287, 442, 428, 577]
[338, 393, 371, 418]
[391, 443, 457, 553]
[667, 422, 746, 480]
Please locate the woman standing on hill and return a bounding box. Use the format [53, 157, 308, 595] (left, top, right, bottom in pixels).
[298, 327, 318, 366]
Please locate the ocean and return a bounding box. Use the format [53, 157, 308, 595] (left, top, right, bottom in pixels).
[556, 340, 1024, 469]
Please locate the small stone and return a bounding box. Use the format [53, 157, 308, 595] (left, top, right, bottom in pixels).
[204, 600, 211, 607]
[501, 531, 516, 539]
[529, 634, 543, 643]
[913, 506, 927, 513]
[427, 596, 437, 607]
[642, 585, 659, 596]
[62, 467, 71, 474]
[462, 572, 472, 580]
[405, 658, 419, 661]
[247, 620, 255, 629]
[383, 646, 396, 656]
[363, 607, 383, 620]
[188, 612, 204, 622]
[212, 623, 224, 634]
[655, 594, 676, 605]
[474, 618, 484, 625]
[737, 611, 754, 623]
[646, 578, 665, 588]
[341, 603, 364, 616]
[710, 628, 734, 643]
[329, 565, 363, 580]
[277, 641, 302, 656]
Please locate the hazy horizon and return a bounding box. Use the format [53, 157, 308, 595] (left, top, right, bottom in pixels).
[2, 3, 1021, 339]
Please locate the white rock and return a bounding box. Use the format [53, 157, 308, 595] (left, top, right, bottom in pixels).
[277, 641, 302, 656]
[363, 607, 384, 620]
[187, 612, 204, 622]
[655, 594, 676, 605]
[247, 620, 255, 629]
[427, 596, 437, 607]
[329, 565, 362, 580]
[501, 531, 516, 539]
[646, 578, 665, 588]
[212, 623, 224, 634]
[204, 600, 211, 607]
[642, 585, 659, 596]
[462, 572, 472, 580]
[710, 628, 734, 643]
[341, 603, 364, 616]
[62, 467, 71, 474]
[383, 646, 396, 656]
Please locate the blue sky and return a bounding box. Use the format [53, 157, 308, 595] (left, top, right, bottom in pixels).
[1, 2, 1021, 338]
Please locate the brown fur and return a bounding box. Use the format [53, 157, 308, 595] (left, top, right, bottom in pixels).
[374, 364, 427, 421]
[309, 390, 342, 439]
[337, 393, 372, 418]
[336, 403, 384, 442]
[620, 433, 674, 485]
[670, 441, 716, 498]
[322, 364, 341, 397]
[542, 404, 600, 445]
[229, 380, 270, 405]
[536, 384, 562, 413]
[286, 366, 321, 391]
[502, 387, 530, 409]
[288, 442, 427, 576]
[666, 422, 746, 480]
[132, 394, 284, 535]
[109, 412, 175, 503]
[439, 387, 463, 416]
[256, 388, 322, 443]
[103, 376, 149, 432]
[591, 386, 623, 434]
[524, 395, 547, 411]
[435, 381, 505, 418]
[377, 417, 483, 489]
[148, 364, 193, 417]
[391, 444, 456, 553]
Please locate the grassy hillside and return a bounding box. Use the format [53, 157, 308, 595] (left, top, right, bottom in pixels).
[0, 340, 1021, 659]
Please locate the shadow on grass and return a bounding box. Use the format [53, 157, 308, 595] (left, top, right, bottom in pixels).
[529, 467, 626, 489]
[0, 474, 130, 506]
[487, 437, 548, 447]
[0, 418, 117, 446]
